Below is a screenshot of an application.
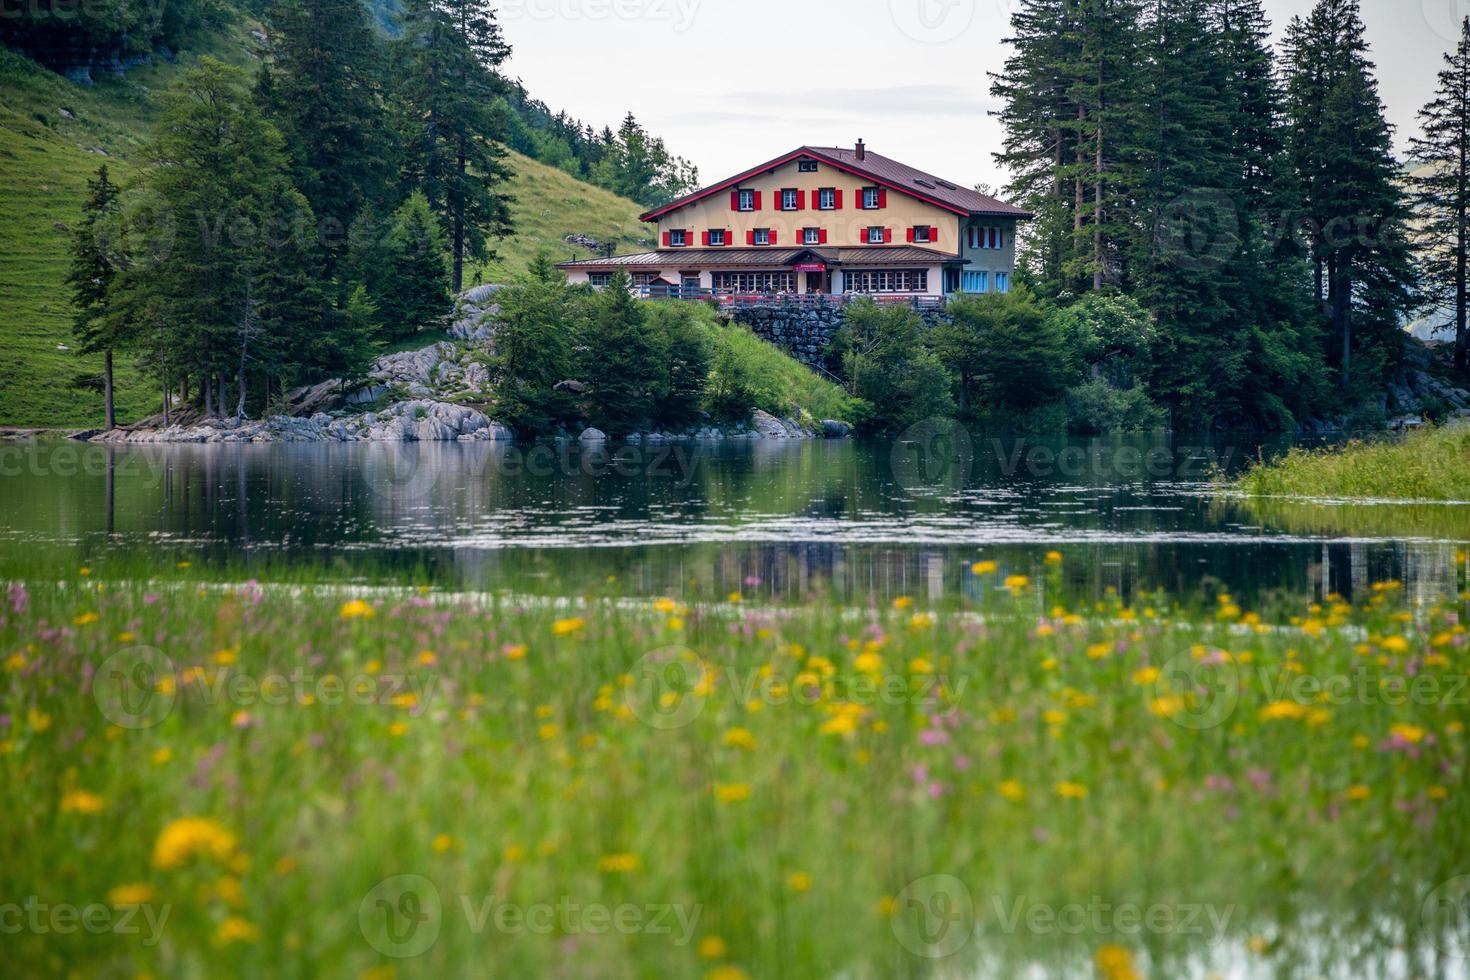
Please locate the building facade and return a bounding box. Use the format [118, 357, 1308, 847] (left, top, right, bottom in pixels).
[557, 142, 1030, 300]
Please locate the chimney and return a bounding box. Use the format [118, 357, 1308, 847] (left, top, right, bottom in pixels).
[855, 139, 866, 161]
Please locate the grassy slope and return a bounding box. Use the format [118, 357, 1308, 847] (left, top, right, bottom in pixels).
[1234, 423, 1470, 501]
[0, 44, 653, 428]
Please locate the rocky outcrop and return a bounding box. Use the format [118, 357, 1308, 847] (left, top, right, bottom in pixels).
[451, 285, 503, 343]
[93, 401, 512, 445]
[751, 410, 813, 439]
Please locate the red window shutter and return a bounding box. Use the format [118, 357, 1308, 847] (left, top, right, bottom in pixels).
[753, 191, 762, 210]
[702, 231, 710, 246]
[731, 191, 740, 211]
[835, 189, 844, 210]
[747, 230, 755, 246]
[797, 190, 806, 210]
[819, 228, 828, 245]
[726, 229, 733, 246]
[770, 230, 778, 245]
[930, 227, 939, 245]
[884, 227, 893, 243]
[906, 227, 915, 243]
[878, 189, 887, 209]
[662, 231, 671, 247]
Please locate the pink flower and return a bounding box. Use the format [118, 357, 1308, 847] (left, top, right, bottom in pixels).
[7, 583, 27, 614]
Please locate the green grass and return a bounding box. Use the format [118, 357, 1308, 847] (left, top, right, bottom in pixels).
[2, 562, 1468, 977]
[0, 44, 652, 429]
[1234, 424, 1470, 501]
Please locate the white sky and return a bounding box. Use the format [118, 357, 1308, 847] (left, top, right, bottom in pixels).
[497, 0, 1456, 198]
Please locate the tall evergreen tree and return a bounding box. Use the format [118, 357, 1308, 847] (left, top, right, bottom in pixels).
[1410, 16, 1470, 373]
[67, 165, 124, 430]
[394, 0, 514, 293]
[259, 0, 394, 267]
[579, 269, 663, 432]
[1283, 0, 1414, 390]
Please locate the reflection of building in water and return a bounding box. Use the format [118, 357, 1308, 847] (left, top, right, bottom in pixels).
[1314, 540, 1463, 607]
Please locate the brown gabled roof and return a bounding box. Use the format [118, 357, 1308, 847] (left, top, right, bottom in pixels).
[555, 246, 968, 270]
[639, 146, 1032, 223]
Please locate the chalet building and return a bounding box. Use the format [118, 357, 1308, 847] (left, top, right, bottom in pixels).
[558, 141, 1030, 300]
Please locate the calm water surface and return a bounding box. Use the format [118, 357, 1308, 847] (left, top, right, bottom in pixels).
[1, 435, 1466, 603]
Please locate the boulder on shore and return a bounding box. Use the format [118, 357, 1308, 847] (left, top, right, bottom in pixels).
[92, 400, 513, 445]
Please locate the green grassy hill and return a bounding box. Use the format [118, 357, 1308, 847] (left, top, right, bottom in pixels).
[0, 38, 651, 428]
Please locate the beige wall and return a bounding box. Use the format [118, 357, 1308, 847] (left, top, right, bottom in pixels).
[654, 155, 965, 252]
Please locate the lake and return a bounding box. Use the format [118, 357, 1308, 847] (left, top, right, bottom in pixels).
[2, 433, 1466, 604]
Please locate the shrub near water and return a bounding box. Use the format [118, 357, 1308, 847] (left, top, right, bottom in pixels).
[1235, 424, 1470, 500]
[2, 561, 1469, 978]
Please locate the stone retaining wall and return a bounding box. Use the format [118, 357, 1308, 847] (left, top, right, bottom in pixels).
[731, 302, 951, 370]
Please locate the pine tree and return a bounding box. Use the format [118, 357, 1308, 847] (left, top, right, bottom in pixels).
[1410, 16, 1470, 373]
[394, 0, 514, 293]
[1284, 0, 1414, 390]
[579, 269, 662, 432]
[259, 0, 394, 267]
[67, 165, 124, 429]
[376, 192, 452, 341]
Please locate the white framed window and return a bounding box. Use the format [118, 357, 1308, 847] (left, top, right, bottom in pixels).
[803, 228, 821, 245]
[846, 269, 928, 293]
[867, 226, 886, 244]
[862, 187, 881, 209]
[709, 229, 727, 247]
[913, 225, 933, 244]
[669, 229, 687, 247]
[995, 272, 1009, 293]
[753, 228, 771, 246]
[780, 189, 800, 211]
[588, 272, 611, 288]
[817, 188, 836, 210]
[737, 189, 755, 212]
[967, 226, 980, 249]
[961, 271, 988, 293]
[714, 271, 796, 293]
[799, 159, 819, 173]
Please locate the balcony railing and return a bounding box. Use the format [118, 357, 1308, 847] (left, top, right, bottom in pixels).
[634, 286, 948, 311]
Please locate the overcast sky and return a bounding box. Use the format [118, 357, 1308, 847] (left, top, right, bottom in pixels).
[496, 0, 1456, 197]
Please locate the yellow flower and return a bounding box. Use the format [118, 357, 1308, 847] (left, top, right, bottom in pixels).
[722, 727, 757, 751]
[892, 596, 913, 610]
[909, 657, 934, 675]
[1086, 642, 1111, 660]
[705, 968, 750, 980]
[153, 817, 237, 870]
[213, 916, 260, 946]
[653, 597, 680, 614]
[417, 650, 438, 666]
[60, 789, 105, 814]
[432, 834, 453, 853]
[1429, 786, 1450, 801]
[715, 783, 752, 804]
[697, 935, 728, 959]
[108, 883, 155, 905]
[1259, 701, 1308, 722]
[27, 707, 52, 732]
[1380, 636, 1410, 654]
[1390, 723, 1427, 744]
[5, 653, 26, 671]
[1043, 709, 1068, 727]
[503, 844, 527, 863]
[998, 779, 1025, 801]
[1345, 785, 1371, 802]
[1352, 735, 1370, 749]
[387, 721, 408, 738]
[338, 599, 375, 620]
[538, 723, 561, 741]
[504, 644, 528, 661]
[853, 652, 883, 674]
[728, 592, 743, 604]
[1004, 575, 1030, 591]
[1131, 667, 1160, 685]
[552, 617, 586, 636]
[1095, 944, 1142, 980]
[1045, 551, 1063, 565]
[597, 853, 640, 873]
[1055, 781, 1088, 799]
[971, 560, 998, 575]
[1149, 696, 1186, 718]
[74, 612, 100, 626]
[786, 871, 812, 893]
